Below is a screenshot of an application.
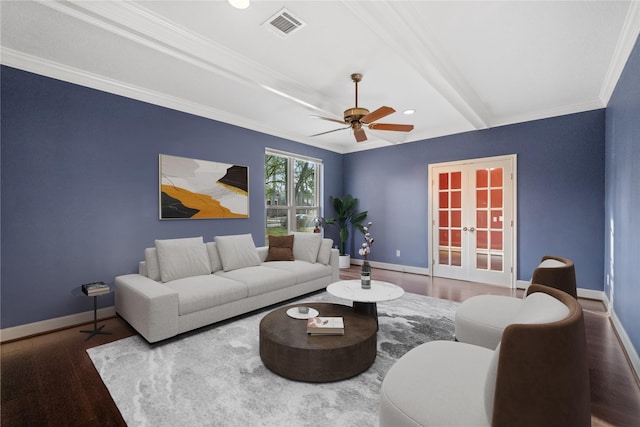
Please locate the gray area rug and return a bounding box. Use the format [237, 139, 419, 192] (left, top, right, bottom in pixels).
[87, 292, 457, 426]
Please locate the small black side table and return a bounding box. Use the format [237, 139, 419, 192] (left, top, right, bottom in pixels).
[72, 283, 113, 341]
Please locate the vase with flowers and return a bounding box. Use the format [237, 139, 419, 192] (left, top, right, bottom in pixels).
[359, 222, 374, 289]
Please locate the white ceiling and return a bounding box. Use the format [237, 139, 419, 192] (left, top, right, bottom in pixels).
[2, 1, 639, 154]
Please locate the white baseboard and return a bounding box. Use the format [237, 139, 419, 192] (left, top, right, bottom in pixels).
[603, 293, 640, 382]
[350, 259, 430, 276]
[516, 280, 605, 301]
[0, 306, 116, 343]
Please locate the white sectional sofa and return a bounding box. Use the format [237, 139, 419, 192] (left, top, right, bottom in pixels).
[115, 233, 339, 343]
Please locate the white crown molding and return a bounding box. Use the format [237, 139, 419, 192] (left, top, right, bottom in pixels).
[600, 1, 640, 105]
[0, 306, 116, 343]
[1, 47, 346, 154]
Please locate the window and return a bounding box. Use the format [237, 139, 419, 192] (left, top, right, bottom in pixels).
[265, 149, 322, 242]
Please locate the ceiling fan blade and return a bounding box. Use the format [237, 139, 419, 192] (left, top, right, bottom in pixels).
[310, 115, 346, 125]
[310, 126, 350, 137]
[362, 106, 395, 124]
[368, 123, 414, 132]
[354, 128, 367, 143]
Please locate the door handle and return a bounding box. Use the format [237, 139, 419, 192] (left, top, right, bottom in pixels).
[463, 226, 476, 232]
[463, 226, 468, 231]
[469, 227, 475, 232]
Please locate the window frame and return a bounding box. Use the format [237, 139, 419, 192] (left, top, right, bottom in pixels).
[265, 148, 323, 238]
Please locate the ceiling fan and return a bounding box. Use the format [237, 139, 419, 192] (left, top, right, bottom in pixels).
[310, 73, 414, 143]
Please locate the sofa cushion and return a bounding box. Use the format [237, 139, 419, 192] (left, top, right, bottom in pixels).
[163, 275, 247, 316]
[380, 340, 492, 427]
[144, 247, 161, 281]
[155, 237, 212, 283]
[316, 238, 333, 265]
[264, 260, 332, 283]
[215, 266, 296, 297]
[292, 232, 322, 263]
[206, 242, 223, 272]
[215, 234, 261, 272]
[511, 291, 569, 325]
[265, 235, 294, 262]
[483, 342, 501, 423]
[454, 295, 522, 349]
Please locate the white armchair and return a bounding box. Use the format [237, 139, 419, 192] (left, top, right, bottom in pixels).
[379, 284, 590, 427]
[454, 255, 576, 349]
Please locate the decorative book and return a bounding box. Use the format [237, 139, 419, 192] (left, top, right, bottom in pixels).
[306, 317, 345, 335]
[82, 281, 110, 296]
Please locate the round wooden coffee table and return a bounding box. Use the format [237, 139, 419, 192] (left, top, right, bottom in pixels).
[259, 302, 377, 382]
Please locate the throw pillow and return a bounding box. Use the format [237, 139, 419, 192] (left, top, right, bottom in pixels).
[316, 238, 333, 265]
[265, 235, 294, 262]
[155, 237, 212, 283]
[292, 232, 322, 263]
[214, 234, 261, 271]
[206, 242, 223, 272]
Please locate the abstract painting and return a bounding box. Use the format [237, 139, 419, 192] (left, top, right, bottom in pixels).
[159, 154, 248, 219]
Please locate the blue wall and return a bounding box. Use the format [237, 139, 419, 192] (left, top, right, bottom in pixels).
[344, 110, 606, 290]
[605, 35, 640, 354]
[0, 66, 342, 329]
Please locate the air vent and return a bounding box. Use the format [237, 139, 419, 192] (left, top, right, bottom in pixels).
[263, 8, 306, 38]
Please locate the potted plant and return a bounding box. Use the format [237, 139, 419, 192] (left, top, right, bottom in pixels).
[325, 194, 368, 268]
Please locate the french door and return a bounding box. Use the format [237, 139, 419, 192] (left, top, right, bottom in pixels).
[429, 155, 516, 287]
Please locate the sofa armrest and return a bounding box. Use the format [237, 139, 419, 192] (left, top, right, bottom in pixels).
[329, 248, 340, 282]
[114, 274, 179, 343]
[138, 261, 148, 277]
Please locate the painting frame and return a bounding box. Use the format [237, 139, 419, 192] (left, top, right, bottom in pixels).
[159, 154, 249, 220]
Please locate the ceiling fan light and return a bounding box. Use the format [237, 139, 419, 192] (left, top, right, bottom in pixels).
[403, 109, 415, 115]
[227, 0, 250, 10]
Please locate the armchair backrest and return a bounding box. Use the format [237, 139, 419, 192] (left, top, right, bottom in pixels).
[489, 284, 590, 427]
[529, 255, 577, 298]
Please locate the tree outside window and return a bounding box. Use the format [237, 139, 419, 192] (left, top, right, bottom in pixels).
[265, 151, 321, 242]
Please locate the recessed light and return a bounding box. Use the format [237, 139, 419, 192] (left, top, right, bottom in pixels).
[403, 109, 415, 115]
[228, 0, 250, 9]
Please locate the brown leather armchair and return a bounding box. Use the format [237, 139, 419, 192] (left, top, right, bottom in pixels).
[380, 284, 591, 427]
[531, 255, 577, 298]
[455, 255, 578, 349]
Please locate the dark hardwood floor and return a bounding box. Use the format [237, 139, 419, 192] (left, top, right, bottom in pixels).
[2, 266, 639, 426]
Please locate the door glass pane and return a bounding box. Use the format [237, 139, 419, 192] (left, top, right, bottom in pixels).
[476, 253, 488, 270]
[491, 231, 503, 250]
[490, 189, 503, 208]
[451, 172, 462, 189]
[451, 210, 461, 228]
[490, 168, 503, 187]
[490, 210, 503, 229]
[477, 190, 488, 208]
[451, 191, 461, 209]
[476, 169, 488, 188]
[451, 250, 462, 267]
[476, 230, 488, 249]
[439, 210, 448, 227]
[439, 173, 449, 190]
[491, 254, 503, 271]
[439, 192, 449, 208]
[451, 229, 462, 247]
[439, 249, 449, 265]
[439, 230, 449, 246]
[477, 210, 488, 228]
